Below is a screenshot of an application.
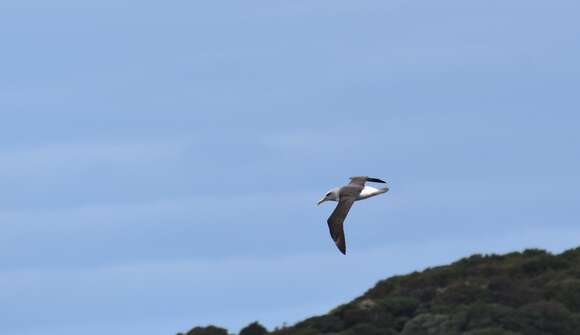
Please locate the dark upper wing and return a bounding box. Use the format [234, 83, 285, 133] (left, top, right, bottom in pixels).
[327, 196, 356, 255]
[349, 176, 368, 186]
[349, 176, 386, 185]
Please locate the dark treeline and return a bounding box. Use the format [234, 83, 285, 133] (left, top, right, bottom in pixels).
[179, 247, 580, 335]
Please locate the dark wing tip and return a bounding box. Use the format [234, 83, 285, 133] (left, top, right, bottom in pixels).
[335, 238, 346, 255]
[367, 177, 386, 183]
[330, 229, 347, 255]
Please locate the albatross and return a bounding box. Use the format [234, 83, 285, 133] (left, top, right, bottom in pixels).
[317, 176, 389, 254]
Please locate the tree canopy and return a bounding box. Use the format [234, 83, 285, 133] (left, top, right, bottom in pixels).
[181, 247, 580, 335]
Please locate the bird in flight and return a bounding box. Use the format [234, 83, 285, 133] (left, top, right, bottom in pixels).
[317, 176, 389, 254]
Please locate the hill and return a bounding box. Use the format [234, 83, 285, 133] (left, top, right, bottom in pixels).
[180, 247, 580, 335]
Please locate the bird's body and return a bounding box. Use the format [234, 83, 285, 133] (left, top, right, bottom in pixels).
[317, 176, 389, 254]
[319, 186, 388, 202]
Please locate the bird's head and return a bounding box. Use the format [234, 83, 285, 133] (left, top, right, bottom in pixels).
[317, 188, 339, 205]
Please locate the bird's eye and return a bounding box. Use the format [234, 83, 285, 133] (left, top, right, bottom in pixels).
[326, 193, 331, 197]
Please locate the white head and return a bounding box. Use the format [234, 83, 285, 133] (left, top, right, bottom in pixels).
[317, 188, 339, 205]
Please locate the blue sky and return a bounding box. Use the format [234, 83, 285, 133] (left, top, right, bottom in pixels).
[1, 1, 580, 334]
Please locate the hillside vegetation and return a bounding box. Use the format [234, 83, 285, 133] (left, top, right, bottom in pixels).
[180, 247, 580, 335]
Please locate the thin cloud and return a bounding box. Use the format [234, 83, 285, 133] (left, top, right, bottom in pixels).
[0, 139, 188, 178]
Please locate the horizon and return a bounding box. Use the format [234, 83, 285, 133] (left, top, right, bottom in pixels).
[1, 1, 580, 335]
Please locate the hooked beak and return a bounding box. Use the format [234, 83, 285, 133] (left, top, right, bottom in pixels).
[317, 197, 327, 206]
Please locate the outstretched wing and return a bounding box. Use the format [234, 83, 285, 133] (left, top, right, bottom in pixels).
[327, 196, 356, 255]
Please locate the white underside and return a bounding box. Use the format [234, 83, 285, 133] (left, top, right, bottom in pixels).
[356, 186, 389, 200]
[319, 186, 389, 205]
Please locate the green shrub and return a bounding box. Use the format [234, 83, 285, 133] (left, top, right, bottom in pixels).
[185, 326, 228, 335]
[503, 301, 580, 335]
[239, 322, 268, 335]
[377, 296, 420, 317]
[545, 278, 580, 312]
[463, 327, 521, 335]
